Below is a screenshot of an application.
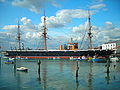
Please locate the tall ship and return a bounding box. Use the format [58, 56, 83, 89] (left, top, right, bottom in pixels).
[3, 11, 114, 59]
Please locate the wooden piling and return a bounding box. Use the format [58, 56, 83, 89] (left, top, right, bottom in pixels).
[13, 58, 17, 74]
[14, 58, 16, 70]
[38, 60, 41, 74]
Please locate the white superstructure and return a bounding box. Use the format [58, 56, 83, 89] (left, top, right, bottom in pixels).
[102, 42, 116, 50]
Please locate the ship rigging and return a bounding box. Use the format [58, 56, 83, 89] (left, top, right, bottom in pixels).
[43, 10, 47, 50]
[17, 19, 21, 50]
[88, 10, 93, 49]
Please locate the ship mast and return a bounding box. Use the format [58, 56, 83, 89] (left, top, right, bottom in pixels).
[17, 19, 21, 50]
[88, 10, 92, 49]
[43, 10, 47, 50]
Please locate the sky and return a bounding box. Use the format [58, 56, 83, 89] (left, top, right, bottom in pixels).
[0, 0, 120, 50]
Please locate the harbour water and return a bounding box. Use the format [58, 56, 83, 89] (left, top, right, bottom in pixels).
[0, 58, 120, 90]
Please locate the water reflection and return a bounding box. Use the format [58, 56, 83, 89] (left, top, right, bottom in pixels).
[59, 61, 63, 72]
[76, 61, 79, 78]
[0, 58, 120, 90]
[106, 58, 111, 73]
[37, 60, 41, 84]
[0, 57, 1, 74]
[42, 61, 47, 90]
[13, 68, 23, 90]
[115, 62, 120, 72]
[105, 72, 110, 84]
[76, 76, 79, 90]
[88, 62, 93, 90]
[105, 58, 111, 84]
[105, 59, 120, 85]
[70, 61, 76, 75]
[75, 61, 79, 90]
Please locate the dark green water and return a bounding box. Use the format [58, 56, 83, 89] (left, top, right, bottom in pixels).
[0, 58, 120, 90]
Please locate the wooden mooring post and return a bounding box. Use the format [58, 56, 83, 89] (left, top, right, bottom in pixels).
[38, 60, 41, 74]
[14, 58, 16, 71]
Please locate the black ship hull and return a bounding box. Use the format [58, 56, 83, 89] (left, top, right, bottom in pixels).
[3, 49, 114, 59]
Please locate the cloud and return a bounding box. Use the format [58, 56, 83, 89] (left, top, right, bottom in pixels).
[56, 9, 92, 19]
[72, 20, 98, 33]
[2, 7, 95, 30]
[72, 21, 120, 48]
[25, 32, 42, 39]
[12, 0, 60, 13]
[19, 17, 43, 39]
[71, 20, 98, 47]
[25, 32, 31, 38]
[40, 9, 94, 28]
[105, 21, 112, 25]
[1, 17, 44, 49]
[99, 0, 105, 2]
[2, 17, 37, 33]
[92, 0, 105, 3]
[0, 31, 17, 50]
[40, 16, 65, 28]
[2, 25, 17, 31]
[0, 9, 96, 50]
[90, 3, 106, 9]
[1, 8, 119, 50]
[50, 0, 61, 8]
[72, 21, 89, 33]
[21, 17, 32, 25]
[102, 21, 120, 41]
[1, 18, 120, 50]
[0, 0, 5, 2]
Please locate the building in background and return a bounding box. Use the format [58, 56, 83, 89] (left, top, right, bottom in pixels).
[59, 42, 78, 50]
[102, 40, 120, 54]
